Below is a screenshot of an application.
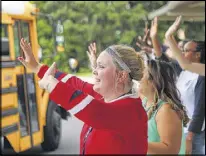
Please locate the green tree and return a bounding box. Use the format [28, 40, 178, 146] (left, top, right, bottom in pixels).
[31, 1, 204, 73]
[32, 1, 149, 72]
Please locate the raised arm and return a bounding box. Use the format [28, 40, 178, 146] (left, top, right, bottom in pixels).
[38, 63, 143, 130]
[18, 38, 42, 73]
[150, 17, 162, 58]
[184, 63, 205, 76]
[136, 21, 153, 54]
[165, 16, 205, 76]
[87, 42, 97, 70]
[18, 38, 101, 98]
[37, 65, 101, 98]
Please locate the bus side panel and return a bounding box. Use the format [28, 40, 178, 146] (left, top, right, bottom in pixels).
[1, 115, 19, 128]
[19, 136, 32, 151]
[5, 131, 20, 153]
[41, 91, 50, 126]
[1, 67, 18, 110]
[1, 68, 17, 88]
[32, 131, 43, 146]
[1, 93, 17, 110]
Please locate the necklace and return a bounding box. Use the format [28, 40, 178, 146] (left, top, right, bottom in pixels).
[143, 98, 160, 112]
[117, 89, 132, 98]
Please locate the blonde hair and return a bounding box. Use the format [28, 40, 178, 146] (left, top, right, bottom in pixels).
[111, 45, 145, 81]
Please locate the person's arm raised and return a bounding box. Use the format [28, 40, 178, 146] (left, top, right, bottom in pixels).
[39, 63, 141, 130]
[18, 38, 43, 73]
[165, 16, 205, 76]
[136, 22, 153, 54]
[150, 17, 162, 58]
[19, 38, 101, 98]
[87, 42, 97, 70]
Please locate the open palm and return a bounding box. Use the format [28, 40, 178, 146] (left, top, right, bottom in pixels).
[165, 16, 182, 39]
[19, 38, 41, 73]
[87, 42, 97, 69]
[150, 17, 158, 39]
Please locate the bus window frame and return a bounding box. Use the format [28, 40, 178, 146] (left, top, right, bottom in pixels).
[1, 24, 11, 60]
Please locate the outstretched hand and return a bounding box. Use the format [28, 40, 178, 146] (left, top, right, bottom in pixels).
[38, 62, 59, 93]
[136, 21, 153, 53]
[150, 17, 158, 39]
[136, 35, 153, 54]
[87, 42, 97, 69]
[165, 16, 182, 39]
[18, 38, 42, 73]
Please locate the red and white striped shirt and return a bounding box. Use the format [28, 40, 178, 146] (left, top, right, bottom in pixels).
[38, 65, 148, 154]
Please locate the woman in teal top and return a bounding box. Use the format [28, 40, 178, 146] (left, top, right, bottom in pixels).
[142, 98, 186, 154]
[138, 60, 189, 154]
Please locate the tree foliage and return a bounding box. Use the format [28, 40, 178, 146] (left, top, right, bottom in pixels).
[31, 1, 205, 72]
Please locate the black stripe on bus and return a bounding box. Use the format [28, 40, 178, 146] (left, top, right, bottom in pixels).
[2, 124, 18, 136]
[1, 61, 17, 68]
[1, 61, 22, 68]
[2, 108, 19, 118]
[2, 87, 18, 94]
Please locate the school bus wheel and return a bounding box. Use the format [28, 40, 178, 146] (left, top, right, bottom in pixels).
[41, 101, 62, 151]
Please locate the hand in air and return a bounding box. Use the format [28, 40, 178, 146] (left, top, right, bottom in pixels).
[165, 16, 182, 39]
[18, 38, 42, 73]
[87, 42, 97, 69]
[38, 62, 59, 93]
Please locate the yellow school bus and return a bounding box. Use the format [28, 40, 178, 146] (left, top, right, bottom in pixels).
[1, 1, 68, 153]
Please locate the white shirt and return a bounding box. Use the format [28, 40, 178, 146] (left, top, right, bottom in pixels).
[176, 70, 199, 132]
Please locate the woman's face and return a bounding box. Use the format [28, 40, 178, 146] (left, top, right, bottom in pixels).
[138, 67, 154, 97]
[93, 51, 117, 96]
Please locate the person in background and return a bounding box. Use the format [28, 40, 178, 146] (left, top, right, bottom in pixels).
[68, 57, 79, 74]
[135, 21, 169, 60]
[151, 15, 205, 155]
[178, 40, 188, 52]
[138, 59, 188, 154]
[165, 16, 205, 76]
[18, 38, 148, 154]
[165, 16, 205, 155]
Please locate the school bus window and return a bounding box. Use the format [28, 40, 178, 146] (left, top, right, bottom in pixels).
[13, 21, 31, 57]
[21, 22, 40, 133]
[1, 24, 10, 56]
[13, 22, 20, 57]
[22, 22, 31, 43]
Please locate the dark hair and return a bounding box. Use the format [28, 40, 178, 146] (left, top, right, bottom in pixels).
[147, 59, 189, 127]
[195, 40, 205, 63]
[190, 40, 205, 63]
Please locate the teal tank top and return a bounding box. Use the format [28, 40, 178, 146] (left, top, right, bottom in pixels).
[142, 98, 185, 154]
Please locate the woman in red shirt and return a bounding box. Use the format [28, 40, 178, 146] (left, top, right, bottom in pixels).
[18, 39, 148, 154]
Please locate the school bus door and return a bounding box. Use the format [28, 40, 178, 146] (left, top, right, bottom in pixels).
[2, 19, 43, 152]
[14, 20, 43, 151]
